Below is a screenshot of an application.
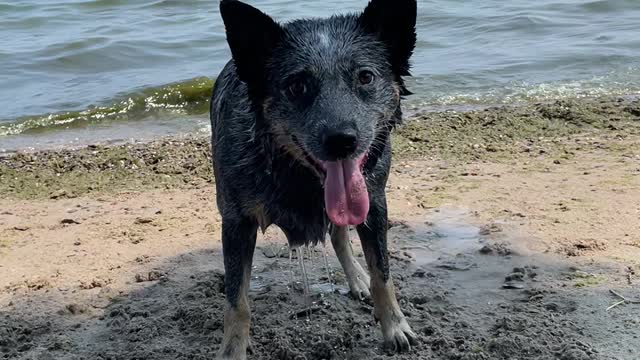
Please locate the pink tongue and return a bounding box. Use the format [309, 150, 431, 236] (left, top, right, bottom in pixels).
[323, 157, 369, 226]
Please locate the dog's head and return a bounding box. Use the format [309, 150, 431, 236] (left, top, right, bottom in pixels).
[220, 0, 416, 226]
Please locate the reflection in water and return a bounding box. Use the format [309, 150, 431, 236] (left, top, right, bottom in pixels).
[392, 208, 482, 266]
[250, 207, 484, 300]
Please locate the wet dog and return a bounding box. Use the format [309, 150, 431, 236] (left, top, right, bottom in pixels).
[210, 0, 417, 358]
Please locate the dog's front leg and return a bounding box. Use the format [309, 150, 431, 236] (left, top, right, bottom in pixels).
[217, 216, 258, 360]
[331, 225, 371, 300]
[356, 194, 417, 353]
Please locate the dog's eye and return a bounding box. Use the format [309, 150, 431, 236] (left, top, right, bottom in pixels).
[358, 70, 375, 85]
[287, 81, 307, 98]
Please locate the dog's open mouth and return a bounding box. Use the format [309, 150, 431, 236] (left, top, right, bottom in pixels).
[292, 136, 369, 227]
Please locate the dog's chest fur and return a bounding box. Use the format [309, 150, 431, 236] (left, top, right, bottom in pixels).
[254, 153, 330, 246]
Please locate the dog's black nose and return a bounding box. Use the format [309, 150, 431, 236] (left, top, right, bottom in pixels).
[323, 129, 358, 159]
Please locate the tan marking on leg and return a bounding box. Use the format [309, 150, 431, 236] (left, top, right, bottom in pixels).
[217, 266, 251, 360]
[331, 226, 371, 299]
[365, 252, 417, 353]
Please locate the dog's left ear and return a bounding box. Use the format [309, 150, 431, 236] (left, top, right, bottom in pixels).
[359, 0, 417, 76]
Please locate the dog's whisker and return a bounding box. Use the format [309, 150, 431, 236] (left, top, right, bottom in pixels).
[369, 141, 385, 152]
[363, 219, 372, 231]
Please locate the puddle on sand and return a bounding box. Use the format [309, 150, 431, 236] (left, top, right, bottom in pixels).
[249, 243, 349, 299]
[249, 207, 483, 309]
[390, 207, 482, 266]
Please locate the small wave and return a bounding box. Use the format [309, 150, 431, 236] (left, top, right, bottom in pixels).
[3, 73, 640, 137]
[405, 74, 640, 110]
[0, 77, 214, 136]
[75, 0, 133, 9]
[580, 0, 638, 13]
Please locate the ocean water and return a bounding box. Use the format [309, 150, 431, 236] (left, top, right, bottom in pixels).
[1, 0, 639, 151]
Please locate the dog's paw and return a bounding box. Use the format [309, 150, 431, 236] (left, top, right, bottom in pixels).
[216, 338, 249, 360]
[344, 261, 371, 300]
[216, 350, 247, 360]
[381, 317, 417, 353]
[348, 271, 371, 300]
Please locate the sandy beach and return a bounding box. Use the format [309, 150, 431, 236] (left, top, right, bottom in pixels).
[1, 97, 639, 359]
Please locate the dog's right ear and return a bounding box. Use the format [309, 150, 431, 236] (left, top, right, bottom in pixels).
[220, 0, 283, 93]
[360, 0, 417, 77]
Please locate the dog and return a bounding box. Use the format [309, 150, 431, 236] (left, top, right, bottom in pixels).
[210, 0, 417, 358]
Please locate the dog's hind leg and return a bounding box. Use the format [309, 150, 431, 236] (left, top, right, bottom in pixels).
[331, 225, 371, 300]
[356, 194, 417, 353]
[217, 216, 258, 360]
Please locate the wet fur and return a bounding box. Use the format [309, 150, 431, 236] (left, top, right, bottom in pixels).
[211, 0, 417, 357]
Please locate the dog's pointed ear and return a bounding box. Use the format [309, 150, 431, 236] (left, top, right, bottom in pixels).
[359, 0, 417, 76]
[220, 0, 283, 91]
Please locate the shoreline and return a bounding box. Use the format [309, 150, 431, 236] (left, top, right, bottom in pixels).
[2, 93, 639, 154]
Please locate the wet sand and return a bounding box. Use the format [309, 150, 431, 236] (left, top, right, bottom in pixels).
[1, 97, 639, 359]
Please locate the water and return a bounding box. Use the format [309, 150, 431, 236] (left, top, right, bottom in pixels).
[1, 0, 639, 150]
[321, 242, 334, 294]
[297, 246, 311, 317]
[395, 208, 482, 266]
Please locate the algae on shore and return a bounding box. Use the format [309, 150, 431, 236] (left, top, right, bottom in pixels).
[1, 97, 638, 200]
[0, 77, 214, 137]
[393, 98, 640, 161]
